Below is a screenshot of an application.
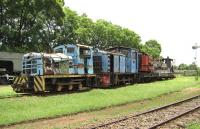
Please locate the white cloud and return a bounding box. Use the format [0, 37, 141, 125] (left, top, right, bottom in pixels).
[65, 0, 200, 65]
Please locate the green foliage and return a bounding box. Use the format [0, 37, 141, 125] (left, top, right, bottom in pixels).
[188, 62, 198, 70]
[75, 14, 94, 45]
[142, 40, 161, 58]
[0, 0, 65, 52]
[0, 77, 200, 125]
[0, 86, 19, 98]
[1, 1, 159, 53]
[178, 63, 189, 70]
[187, 123, 200, 129]
[90, 19, 141, 49]
[178, 62, 197, 70]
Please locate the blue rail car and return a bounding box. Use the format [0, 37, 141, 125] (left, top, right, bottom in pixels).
[54, 44, 94, 75]
[106, 46, 139, 74]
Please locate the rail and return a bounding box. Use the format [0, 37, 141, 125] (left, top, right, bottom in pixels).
[88, 94, 200, 129]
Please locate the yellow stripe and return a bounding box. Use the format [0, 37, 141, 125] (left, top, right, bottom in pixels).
[19, 77, 23, 83]
[13, 77, 18, 84]
[15, 77, 20, 84]
[36, 76, 43, 91]
[36, 76, 43, 86]
[24, 77, 28, 82]
[34, 80, 41, 91]
[34, 77, 42, 91]
[39, 76, 45, 91]
[33, 80, 40, 91]
[21, 77, 27, 83]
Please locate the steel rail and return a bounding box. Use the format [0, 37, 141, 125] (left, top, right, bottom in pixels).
[88, 94, 200, 129]
[148, 105, 200, 129]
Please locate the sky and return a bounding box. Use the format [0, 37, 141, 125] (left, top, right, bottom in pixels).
[64, 0, 200, 65]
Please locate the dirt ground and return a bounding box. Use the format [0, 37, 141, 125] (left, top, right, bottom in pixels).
[2, 87, 200, 129]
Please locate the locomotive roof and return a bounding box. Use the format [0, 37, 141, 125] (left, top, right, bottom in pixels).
[55, 44, 92, 49]
[94, 49, 125, 56]
[76, 44, 93, 49]
[24, 52, 72, 62]
[106, 46, 138, 51]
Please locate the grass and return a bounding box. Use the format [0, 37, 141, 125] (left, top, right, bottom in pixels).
[187, 123, 200, 129]
[0, 86, 20, 98]
[0, 76, 200, 126]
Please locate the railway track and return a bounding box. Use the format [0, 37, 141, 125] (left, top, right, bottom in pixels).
[85, 94, 200, 129]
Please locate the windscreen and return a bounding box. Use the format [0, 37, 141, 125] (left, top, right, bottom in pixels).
[22, 57, 43, 75]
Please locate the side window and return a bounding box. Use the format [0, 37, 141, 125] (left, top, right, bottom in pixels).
[55, 48, 63, 53]
[67, 47, 74, 53]
[80, 49, 90, 55]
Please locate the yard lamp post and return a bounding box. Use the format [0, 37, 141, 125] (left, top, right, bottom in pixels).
[192, 43, 200, 80]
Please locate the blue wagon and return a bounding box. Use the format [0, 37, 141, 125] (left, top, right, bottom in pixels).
[106, 47, 139, 74]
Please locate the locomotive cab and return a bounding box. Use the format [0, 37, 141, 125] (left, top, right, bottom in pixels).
[54, 44, 94, 74]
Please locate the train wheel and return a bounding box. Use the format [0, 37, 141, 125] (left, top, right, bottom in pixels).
[78, 83, 83, 90]
[57, 85, 63, 92]
[68, 85, 73, 90]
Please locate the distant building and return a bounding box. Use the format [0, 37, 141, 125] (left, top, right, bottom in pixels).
[0, 52, 23, 74]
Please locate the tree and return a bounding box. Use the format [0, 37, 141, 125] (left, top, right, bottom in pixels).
[55, 7, 79, 46]
[1, 2, 159, 54]
[178, 63, 189, 70]
[142, 40, 161, 58]
[188, 62, 197, 70]
[91, 19, 141, 49]
[0, 0, 65, 52]
[75, 14, 94, 45]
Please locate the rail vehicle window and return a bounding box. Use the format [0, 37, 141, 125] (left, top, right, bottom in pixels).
[80, 48, 90, 55]
[22, 58, 42, 74]
[32, 60, 37, 64]
[32, 69, 37, 73]
[93, 56, 102, 73]
[55, 48, 63, 53]
[67, 47, 74, 53]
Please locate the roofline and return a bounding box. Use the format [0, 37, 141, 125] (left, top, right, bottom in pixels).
[54, 44, 93, 49]
[106, 46, 138, 51]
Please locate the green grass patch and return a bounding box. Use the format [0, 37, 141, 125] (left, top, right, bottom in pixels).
[0, 86, 20, 98]
[0, 77, 200, 125]
[187, 123, 200, 129]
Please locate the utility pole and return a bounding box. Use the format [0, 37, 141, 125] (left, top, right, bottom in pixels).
[192, 43, 200, 63]
[192, 43, 200, 80]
